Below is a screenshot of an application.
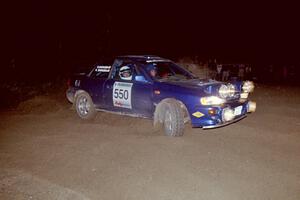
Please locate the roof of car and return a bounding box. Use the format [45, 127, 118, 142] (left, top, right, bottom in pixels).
[116, 55, 170, 63]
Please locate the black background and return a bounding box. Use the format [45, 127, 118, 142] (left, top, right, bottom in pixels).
[2, 1, 300, 81]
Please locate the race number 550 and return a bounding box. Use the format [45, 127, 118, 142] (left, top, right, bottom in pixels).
[114, 88, 129, 100]
[113, 82, 133, 109]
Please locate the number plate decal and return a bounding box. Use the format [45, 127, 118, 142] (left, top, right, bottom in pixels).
[234, 106, 242, 116]
[113, 82, 133, 109]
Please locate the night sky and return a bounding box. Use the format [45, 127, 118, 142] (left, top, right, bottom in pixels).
[3, 1, 300, 79]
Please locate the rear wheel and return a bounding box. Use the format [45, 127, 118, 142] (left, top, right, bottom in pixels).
[75, 92, 96, 120]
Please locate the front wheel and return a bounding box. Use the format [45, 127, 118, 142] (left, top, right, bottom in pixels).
[75, 92, 96, 120]
[155, 100, 185, 137]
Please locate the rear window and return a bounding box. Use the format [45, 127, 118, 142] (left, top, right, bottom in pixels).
[90, 65, 111, 79]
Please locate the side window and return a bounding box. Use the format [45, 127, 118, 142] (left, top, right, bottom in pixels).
[111, 59, 123, 79]
[134, 64, 149, 82]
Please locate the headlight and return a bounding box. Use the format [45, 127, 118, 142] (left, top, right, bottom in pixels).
[200, 96, 225, 105]
[242, 81, 254, 93]
[219, 84, 235, 98]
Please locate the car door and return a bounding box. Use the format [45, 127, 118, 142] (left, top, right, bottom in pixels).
[103, 62, 154, 117]
[131, 64, 154, 117]
[102, 61, 134, 112]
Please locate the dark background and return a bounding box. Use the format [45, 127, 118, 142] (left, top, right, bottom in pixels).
[2, 1, 300, 83]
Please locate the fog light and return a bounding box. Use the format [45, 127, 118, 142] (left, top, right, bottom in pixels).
[208, 108, 217, 115]
[247, 101, 256, 112]
[222, 108, 235, 122]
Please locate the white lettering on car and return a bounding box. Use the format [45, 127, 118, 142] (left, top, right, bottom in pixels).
[95, 65, 111, 72]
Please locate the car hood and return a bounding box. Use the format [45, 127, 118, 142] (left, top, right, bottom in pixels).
[156, 78, 223, 95]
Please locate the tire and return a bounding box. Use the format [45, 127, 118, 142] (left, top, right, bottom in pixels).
[158, 100, 185, 137]
[75, 91, 96, 120]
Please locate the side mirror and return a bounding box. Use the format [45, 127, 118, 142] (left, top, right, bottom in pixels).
[135, 75, 148, 83]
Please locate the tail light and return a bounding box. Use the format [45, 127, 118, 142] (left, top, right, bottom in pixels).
[67, 78, 71, 87]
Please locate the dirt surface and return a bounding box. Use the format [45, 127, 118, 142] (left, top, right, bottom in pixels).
[1, 85, 300, 200]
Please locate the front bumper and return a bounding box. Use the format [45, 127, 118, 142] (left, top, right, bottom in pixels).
[190, 101, 256, 129]
[202, 115, 246, 129]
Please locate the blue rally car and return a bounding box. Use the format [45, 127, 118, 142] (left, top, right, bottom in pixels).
[66, 55, 256, 136]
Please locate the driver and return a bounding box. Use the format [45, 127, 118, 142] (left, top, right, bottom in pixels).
[119, 65, 132, 80]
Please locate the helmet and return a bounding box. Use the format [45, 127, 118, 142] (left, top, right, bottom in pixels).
[146, 63, 157, 72]
[119, 65, 132, 80]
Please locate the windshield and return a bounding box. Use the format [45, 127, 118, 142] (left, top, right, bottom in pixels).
[144, 61, 195, 80]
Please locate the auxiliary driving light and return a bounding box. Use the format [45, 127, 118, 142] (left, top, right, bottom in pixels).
[247, 101, 256, 112]
[219, 84, 235, 98]
[242, 81, 254, 93]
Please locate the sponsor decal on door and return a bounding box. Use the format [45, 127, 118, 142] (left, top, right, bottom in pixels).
[113, 82, 133, 109]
